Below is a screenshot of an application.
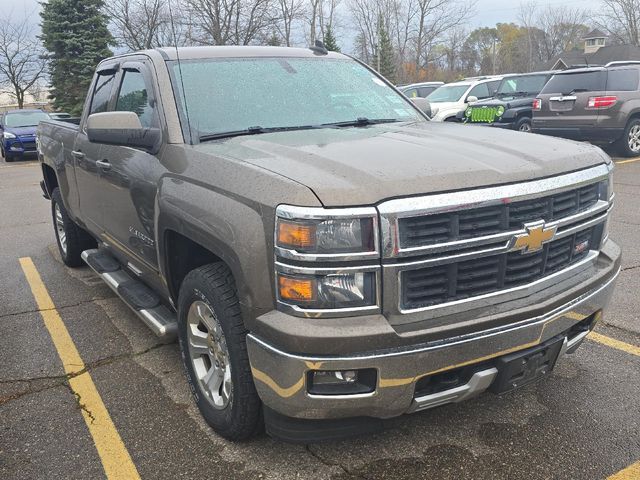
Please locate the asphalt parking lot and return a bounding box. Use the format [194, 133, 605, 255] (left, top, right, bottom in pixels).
[0, 152, 639, 480]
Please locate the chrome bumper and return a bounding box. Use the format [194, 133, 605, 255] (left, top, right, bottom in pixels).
[247, 243, 620, 420]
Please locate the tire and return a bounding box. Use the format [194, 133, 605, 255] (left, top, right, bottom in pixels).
[177, 263, 262, 440]
[615, 118, 640, 157]
[51, 188, 96, 267]
[515, 117, 532, 132]
[2, 148, 13, 162]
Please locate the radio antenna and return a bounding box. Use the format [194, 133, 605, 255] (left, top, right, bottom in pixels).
[167, 0, 194, 144]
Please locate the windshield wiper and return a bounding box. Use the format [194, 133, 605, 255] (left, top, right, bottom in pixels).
[199, 124, 321, 142]
[321, 117, 401, 128]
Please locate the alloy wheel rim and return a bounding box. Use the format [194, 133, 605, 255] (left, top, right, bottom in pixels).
[519, 122, 531, 132]
[187, 300, 232, 410]
[628, 125, 640, 153]
[55, 203, 67, 255]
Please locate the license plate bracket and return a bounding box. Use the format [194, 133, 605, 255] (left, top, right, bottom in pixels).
[490, 335, 565, 394]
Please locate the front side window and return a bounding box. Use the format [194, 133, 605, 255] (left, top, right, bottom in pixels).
[90, 72, 116, 115]
[468, 82, 490, 100]
[5, 111, 50, 128]
[170, 57, 423, 139]
[426, 84, 470, 102]
[497, 75, 549, 96]
[115, 70, 156, 128]
[403, 88, 418, 98]
[417, 86, 437, 97]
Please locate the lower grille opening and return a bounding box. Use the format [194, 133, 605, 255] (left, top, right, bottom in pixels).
[414, 362, 493, 398]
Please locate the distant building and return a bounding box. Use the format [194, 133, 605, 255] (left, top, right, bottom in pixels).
[543, 29, 640, 70]
[0, 87, 50, 113]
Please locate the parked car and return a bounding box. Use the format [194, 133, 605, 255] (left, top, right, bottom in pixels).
[38, 46, 619, 442]
[532, 62, 640, 157]
[425, 76, 502, 121]
[1, 109, 50, 161]
[460, 72, 555, 131]
[399, 82, 444, 99]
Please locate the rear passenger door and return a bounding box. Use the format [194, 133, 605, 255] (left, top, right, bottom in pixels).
[98, 61, 164, 272]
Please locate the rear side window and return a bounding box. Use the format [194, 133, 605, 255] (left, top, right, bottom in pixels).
[417, 86, 437, 97]
[115, 70, 156, 128]
[607, 69, 639, 91]
[90, 72, 116, 114]
[540, 71, 606, 95]
[403, 88, 418, 98]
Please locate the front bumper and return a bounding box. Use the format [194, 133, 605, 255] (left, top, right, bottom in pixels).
[4, 137, 37, 155]
[247, 241, 620, 420]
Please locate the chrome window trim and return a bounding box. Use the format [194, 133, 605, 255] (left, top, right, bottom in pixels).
[275, 204, 380, 262]
[395, 250, 599, 315]
[378, 164, 611, 259]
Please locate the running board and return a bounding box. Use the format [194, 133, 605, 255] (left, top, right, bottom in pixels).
[81, 249, 177, 339]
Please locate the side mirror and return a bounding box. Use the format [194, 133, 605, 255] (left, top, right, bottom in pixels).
[86, 112, 160, 153]
[411, 97, 432, 118]
[466, 95, 478, 104]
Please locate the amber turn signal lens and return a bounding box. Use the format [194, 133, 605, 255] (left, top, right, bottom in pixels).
[278, 275, 316, 302]
[277, 221, 316, 249]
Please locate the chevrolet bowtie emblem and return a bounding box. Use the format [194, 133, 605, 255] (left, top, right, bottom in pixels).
[510, 221, 558, 254]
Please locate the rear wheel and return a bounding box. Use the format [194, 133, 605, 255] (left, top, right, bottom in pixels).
[178, 263, 262, 440]
[51, 188, 96, 267]
[616, 118, 640, 157]
[516, 117, 532, 132]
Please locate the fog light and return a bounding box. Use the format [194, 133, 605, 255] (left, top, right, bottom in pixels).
[307, 369, 377, 395]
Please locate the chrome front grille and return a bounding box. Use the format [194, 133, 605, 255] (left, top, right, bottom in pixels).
[401, 227, 595, 309]
[399, 183, 599, 248]
[378, 164, 614, 321]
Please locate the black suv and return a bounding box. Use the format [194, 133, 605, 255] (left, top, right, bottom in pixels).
[458, 72, 555, 131]
[532, 62, 640, 157]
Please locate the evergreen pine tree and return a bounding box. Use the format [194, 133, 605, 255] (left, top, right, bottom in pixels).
[372, 16, 396, 83]
[40, 0, 114, 115]
[266, 32, 282, 46]
[323, 25, 340, 52]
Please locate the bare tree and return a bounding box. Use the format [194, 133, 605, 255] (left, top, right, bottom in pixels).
[276, 0, 305, 46]
[519, 3, 588, 63]
[595, 0, 640, 46]
[185, 0, 274, 45]
[0, 14, 46, 109]
[105, 0, 169, 50]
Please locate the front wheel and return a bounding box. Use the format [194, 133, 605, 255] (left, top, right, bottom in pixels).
[178, 263, 262, 440]
[616, 118, 640, 157]
[516, 117, 532, 132]
[51, 188, 96, 267]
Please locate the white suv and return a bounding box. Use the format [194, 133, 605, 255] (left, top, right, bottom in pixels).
[426, 76, 503, 122]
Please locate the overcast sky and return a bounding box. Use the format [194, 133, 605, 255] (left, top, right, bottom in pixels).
[9, 0, 603, 41]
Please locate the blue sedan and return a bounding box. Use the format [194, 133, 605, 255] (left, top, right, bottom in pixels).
[0, 109, 51, 162]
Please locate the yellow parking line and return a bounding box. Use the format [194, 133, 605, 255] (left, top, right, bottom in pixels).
[19, 257, 140, 480]
[589, 332, 640, 357]
[614, 157, 640, 165]
[608, 461, 640, 480]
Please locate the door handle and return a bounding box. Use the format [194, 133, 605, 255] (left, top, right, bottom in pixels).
[71, 150, 85, 159]
[96, 159, 111, 171]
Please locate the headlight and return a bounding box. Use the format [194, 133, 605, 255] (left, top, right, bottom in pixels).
[275, 205, 378, 259]
[277, 270, 377, 310]
[3, 131, 16, 139]
[496, 106, 505, 116]
[275, 205, 380, 315]
[465, 107, 472, 117]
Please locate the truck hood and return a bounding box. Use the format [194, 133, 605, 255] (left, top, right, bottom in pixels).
[193, 122, 608, 207]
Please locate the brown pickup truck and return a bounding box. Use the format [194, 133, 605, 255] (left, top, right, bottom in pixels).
[37, 46, 621, 442]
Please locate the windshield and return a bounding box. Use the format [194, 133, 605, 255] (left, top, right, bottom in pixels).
[425, 84, 469, 103]
[497, 75, 549, 96]
[5, 111, 50, 128]
[170, 57, 423, 139]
